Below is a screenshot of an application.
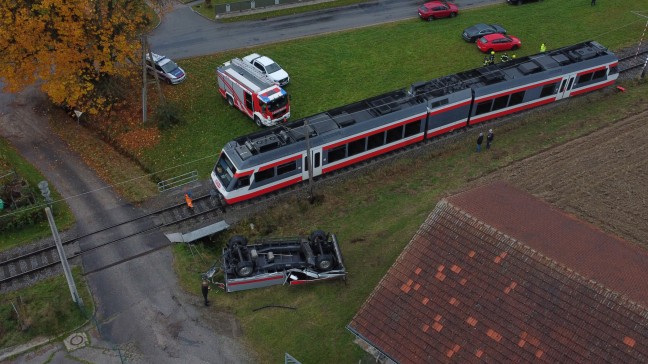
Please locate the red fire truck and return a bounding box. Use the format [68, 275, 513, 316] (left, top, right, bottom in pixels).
[217, 58, 291, 127]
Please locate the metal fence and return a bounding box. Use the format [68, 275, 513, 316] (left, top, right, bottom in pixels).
[215, 0, 315, 15]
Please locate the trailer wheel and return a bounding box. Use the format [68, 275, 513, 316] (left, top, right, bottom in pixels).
[254, 116, 262, 127]
[236, 261, 254, 277]
[227, 95, 234, 107]
[228, 235, 248, 249]
[316, 255, 334, 271]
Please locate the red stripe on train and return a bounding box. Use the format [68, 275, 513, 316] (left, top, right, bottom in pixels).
[225, 176, 302, 204]
[323, 136, 424, 174]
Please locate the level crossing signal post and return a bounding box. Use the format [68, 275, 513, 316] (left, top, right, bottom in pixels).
[45, 207, 83, 306]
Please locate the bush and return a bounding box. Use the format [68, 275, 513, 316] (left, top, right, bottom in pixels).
[0, 208, 46, 232]
[155, 101, 183, 130]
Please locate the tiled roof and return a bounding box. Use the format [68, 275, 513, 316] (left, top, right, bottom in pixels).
[348, 182, 648, 363]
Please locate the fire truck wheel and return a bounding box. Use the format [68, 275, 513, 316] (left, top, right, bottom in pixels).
[254, 116, 262, 127]
[228, 235, 248, 249]
[316, 254, 334, 271]
[227, 95, 234, 107]
[236, 261, 254, 277]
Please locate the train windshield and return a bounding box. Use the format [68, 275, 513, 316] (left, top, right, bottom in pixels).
[214, 153, 236, 190]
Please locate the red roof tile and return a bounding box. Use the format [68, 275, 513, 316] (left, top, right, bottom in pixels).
[348, 182, 648, 363]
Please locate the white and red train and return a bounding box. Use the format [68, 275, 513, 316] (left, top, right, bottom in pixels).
[211, 41, 618, 205]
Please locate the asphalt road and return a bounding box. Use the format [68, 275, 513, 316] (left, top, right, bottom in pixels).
[149, 0, 502, 59]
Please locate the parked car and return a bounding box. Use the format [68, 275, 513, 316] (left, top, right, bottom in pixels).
[477, 33, 521, 53]
[418, 1, 459, 21]
[145, 53, 186, 85]
[462, 23, 507, 43]
[242, 53, 290, 86]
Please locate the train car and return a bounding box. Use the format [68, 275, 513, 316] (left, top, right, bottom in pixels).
[211, 41, 618, 205]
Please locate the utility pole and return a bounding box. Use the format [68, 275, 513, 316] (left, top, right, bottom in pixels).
[141, 35, 165, 124]
[142, 35, 148, 124]
[45, 207, 83, 305]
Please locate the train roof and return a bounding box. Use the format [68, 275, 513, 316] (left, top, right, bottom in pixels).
[224, 41, 616, 167]
[410, 40, 615, 97]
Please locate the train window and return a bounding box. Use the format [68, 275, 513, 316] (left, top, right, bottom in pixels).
[234, 176, 250, 189]
[255, 168, 274, 183]
[367, 132, 385, 150]
[430, 99, 449, 109]
[609, 65, 618, 75]
[328, 145, 346, 163]
[277, 161, 297, 175]
[386, 126, 403, 143]
[578, 73, 593, 84]
[314, 152, 320, 168]
[492, 95, 509, 111]
[475, 100, 493, 115]
[245, 92, 253, 111]
[404, 120, 422, 137]
[540, 83, 557, 98]
[593, 69, 606, 80]
[348, 139, 366, 156]
[508, 91, 525, 106]
[215, 154, 236, 188]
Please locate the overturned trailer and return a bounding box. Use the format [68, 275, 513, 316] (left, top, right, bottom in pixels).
[221, 230, 347, 292]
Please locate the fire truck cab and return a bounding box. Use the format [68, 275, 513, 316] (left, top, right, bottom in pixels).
[217, 58, 291, 127]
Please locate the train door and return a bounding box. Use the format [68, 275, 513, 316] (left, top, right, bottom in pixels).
[304, 147, 323, 180]
[556, 73, 577, 100]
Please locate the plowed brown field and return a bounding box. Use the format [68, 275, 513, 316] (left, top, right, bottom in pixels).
[478, 109, 648, 249]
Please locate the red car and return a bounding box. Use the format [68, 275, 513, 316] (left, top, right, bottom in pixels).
[418, 1, 459, 21]
[477, 33, 521, 53]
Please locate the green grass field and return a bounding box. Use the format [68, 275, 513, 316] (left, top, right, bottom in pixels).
[143, 0, 648, 183]
[0, 268, 94, 349]
[193, 0, 370, 21]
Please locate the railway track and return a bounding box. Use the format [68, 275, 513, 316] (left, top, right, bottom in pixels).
[0, 197, 225, 291]
[617, 46, 648, 74]
[3, 43, 646, 291]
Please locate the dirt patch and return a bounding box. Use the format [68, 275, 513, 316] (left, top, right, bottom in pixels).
[475, 109, 648, 249]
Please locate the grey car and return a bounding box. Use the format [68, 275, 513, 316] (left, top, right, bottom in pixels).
[462, 23, 507, 42]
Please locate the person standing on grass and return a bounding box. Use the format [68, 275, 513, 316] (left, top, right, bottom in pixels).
[202, 279, 211, 306]
[591, 0, 596, 5]
[476, 132, 484, 152]
[486, 129, 495, 150]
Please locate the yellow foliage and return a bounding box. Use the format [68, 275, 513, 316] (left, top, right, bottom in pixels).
[0, 0, 158, 114]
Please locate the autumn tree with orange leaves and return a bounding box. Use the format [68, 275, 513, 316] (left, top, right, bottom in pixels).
[0, 0, 169, 114]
